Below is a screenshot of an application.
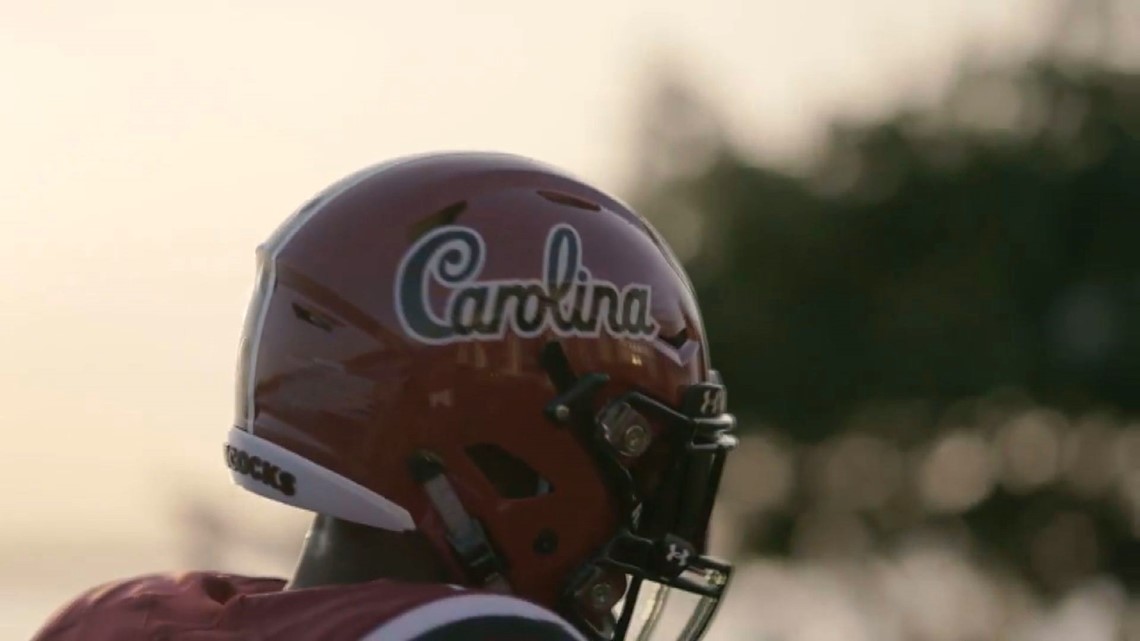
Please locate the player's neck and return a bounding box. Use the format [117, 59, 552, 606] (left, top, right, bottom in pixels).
[286, 515, 450, 589]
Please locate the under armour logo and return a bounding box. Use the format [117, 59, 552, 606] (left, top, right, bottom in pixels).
[699, 389, 726, 415]
[665, 543, 691, 567]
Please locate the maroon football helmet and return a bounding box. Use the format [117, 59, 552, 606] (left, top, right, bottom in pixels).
[226, 152, 737, 640]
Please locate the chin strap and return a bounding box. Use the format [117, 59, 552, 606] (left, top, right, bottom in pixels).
[410, 451, 512, 594]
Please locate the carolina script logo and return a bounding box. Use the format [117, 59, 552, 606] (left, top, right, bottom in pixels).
[395, 224, 658, 344]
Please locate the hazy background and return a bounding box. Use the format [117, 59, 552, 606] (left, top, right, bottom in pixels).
[3, 0, 1139, 639]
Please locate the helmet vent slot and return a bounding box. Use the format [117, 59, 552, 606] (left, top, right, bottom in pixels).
[537, 190, 601, 211]
[408, 200, 468, 241]
[292, 303, 338, 332]
[657, 327, 689, 349]
[466, 443, 553, 499]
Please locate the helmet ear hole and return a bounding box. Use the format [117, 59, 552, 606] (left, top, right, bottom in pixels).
[466, 444, 553, 499]
[532, 528, 559, 556]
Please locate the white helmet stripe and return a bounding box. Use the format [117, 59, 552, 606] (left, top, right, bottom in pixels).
[237, 155, 433, 432]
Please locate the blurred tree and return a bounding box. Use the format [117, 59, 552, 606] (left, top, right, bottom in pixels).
[630, 12, 1140, 597]
[635, 59, 1140, 435]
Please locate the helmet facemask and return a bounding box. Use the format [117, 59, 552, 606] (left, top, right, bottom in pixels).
[539, 342, 737, 641]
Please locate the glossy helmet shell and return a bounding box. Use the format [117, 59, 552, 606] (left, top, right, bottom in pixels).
[228, 152, 714, 610]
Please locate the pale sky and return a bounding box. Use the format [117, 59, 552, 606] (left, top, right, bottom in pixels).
[1, 0, 1053, 575]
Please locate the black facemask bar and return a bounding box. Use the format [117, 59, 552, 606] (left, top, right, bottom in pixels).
[540, 343, 738, 641]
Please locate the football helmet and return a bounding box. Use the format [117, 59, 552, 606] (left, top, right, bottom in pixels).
[226, 152, 737, 640]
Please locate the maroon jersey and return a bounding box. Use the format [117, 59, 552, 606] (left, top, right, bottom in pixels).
[31, 572, 586, 641]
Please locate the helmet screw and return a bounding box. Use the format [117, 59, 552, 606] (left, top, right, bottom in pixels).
[553, 404, 571, 422]
[589, 582, 614, 611]
[621, 423, 650, 456]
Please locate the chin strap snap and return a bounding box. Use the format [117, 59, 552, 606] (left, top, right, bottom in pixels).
[410, 451, 512, 594]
